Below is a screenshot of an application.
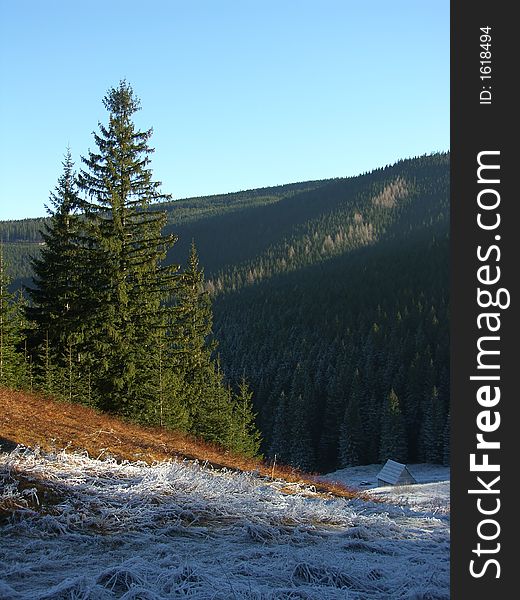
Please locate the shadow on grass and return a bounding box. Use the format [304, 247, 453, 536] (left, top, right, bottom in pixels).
[0, 437, 18, 453]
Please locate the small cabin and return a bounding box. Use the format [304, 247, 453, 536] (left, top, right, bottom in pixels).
[377, 459, 417, 487]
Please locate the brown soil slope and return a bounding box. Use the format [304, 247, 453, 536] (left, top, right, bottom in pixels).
[0, 387, 358, 499]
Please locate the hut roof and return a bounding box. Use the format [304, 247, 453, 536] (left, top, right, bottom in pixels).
[377, 459, 416, 485]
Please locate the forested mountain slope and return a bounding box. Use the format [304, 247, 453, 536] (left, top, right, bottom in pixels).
[211, 153, 449, 471]
[1, 152, 449, 472]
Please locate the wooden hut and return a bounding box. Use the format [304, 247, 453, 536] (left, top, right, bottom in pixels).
[377, 459, 417, 487]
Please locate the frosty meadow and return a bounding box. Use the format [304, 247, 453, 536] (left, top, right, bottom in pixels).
[0, 445, 449, 599]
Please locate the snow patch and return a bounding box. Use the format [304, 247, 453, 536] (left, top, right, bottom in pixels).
[321, 464, 450, 514]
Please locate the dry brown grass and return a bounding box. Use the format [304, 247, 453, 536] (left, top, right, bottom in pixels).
[0, 387, 361, 499]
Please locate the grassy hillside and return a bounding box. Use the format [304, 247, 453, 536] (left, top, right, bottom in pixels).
[0, 387, 355, 498]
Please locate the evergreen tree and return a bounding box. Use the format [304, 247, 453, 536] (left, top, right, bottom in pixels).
[26, 149, 83, 362]
[230, 378, 262, 457]
[140, 323, 189, 430]
[362, 392, 381, 464]
[317, 356, 344, 470]
[172, 242, 261, 454]
[403, 353, 424, 458]
[76, 80, 177, 416]
[35, 330, 62, 397]
[16, 290, 34, 391]
[338, 371, 365, 467]
[0, 245, 26, 388]
[288, 393, 315, 471]
[442, 411, 450, 466]
[174, 241, 220, 432]
[418, 385, 445, 463]
[174, 244, 215, 381]
[379, 389, 408, 463]
[188, 358, 235, 446]
[268, 390, 291, 463]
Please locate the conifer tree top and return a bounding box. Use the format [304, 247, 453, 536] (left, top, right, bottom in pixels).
[78, 80, 170, 208]
[46, 148, 78, 217]
[103, 80, 141, 117]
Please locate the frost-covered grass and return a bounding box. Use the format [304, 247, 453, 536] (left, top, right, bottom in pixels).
[372, 481, 450, 515]
[0, 448, 449, 599]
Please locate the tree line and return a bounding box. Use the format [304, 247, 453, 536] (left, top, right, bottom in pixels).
[0, 81, 260, 458]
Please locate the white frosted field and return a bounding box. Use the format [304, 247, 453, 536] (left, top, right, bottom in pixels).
[0, 448, 449, 599]
[321, 463, 450, 515]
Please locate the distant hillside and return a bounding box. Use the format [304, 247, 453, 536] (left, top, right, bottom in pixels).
[1, 153, 450, 472]
[1, 155, 447, 292]
[0, 179, 332, 285]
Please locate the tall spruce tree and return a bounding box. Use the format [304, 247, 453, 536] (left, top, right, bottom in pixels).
[318, 356, 349, 471]
[172, 244, 260, 452]
[174, 244, 231, 444]
[77, 80, 177, 416]
[268, 390, 291, 463]
[173, 241, 216, 430]
[418, 385, 445, 463]
[174, 243, 215, 374]
[142, 322, 189, 430]
[442, 411, 450, 466]
[288, 392, 315, 471]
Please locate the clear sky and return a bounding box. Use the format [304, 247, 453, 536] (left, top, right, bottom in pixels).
[0, 0, 449, 221]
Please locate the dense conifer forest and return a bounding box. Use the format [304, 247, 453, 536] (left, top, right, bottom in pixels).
[211, 154, 449, 471]
[0, 81, 449, 472]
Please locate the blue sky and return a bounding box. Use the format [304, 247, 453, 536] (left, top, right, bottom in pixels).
[0, 0, 449, 221]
